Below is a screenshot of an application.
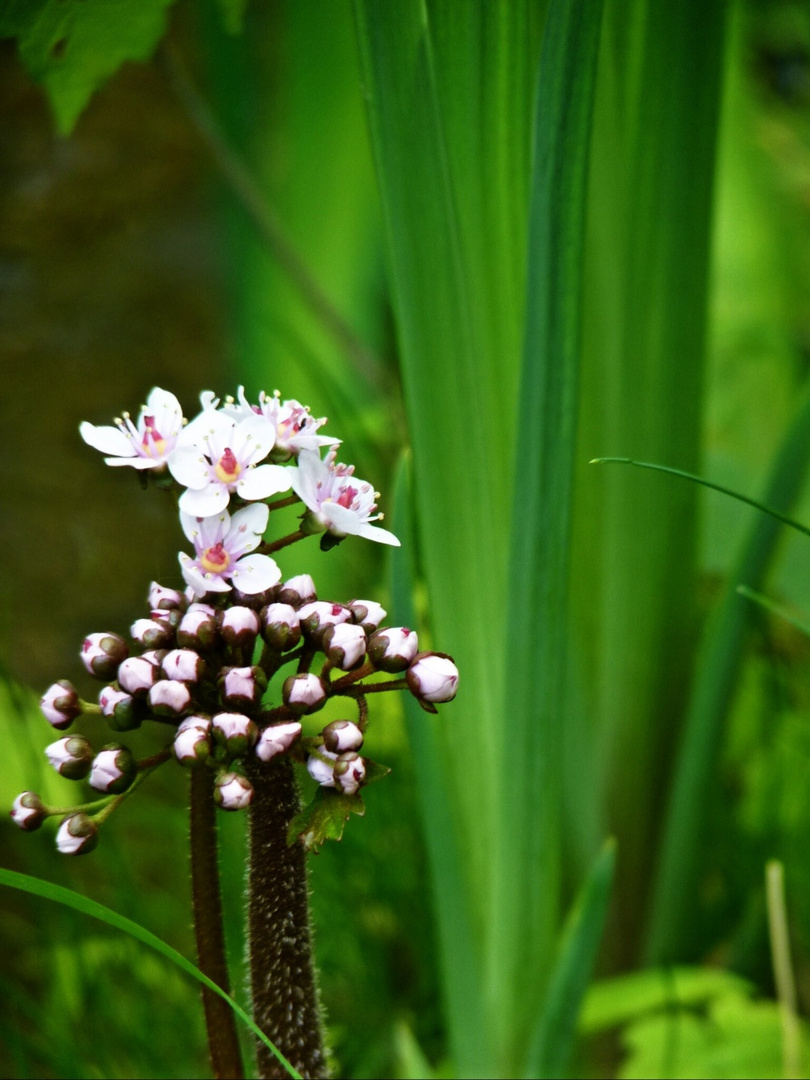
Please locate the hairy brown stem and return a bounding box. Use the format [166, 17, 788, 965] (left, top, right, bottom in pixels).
[190, 768, 245, 1080]
[245, 756, 328, 1079]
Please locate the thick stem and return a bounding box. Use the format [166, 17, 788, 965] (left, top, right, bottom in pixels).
[245, 756, 328, 1079]
[190, 767, 245, 1080]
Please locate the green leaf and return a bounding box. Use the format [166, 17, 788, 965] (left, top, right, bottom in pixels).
[6, 0, 177, 135]
[0, 867, 301, 1079]
[287, 785, 366, 852]
[737, 584, 810, 637]
[524, 838, 616, 1079]
[214, 0, 248, 35]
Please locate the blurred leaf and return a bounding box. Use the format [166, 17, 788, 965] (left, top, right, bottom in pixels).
[215, 0, 248, 35]
[0, 867, 301, 1079]
[3, 0, 177, 134]
[288, 785, 366, 852]
[524, 838, 616, 1079]
[393, 1020, 435, 1080]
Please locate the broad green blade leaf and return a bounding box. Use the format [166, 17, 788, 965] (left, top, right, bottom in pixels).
[7, 0, 177, 135]
[524, 838, 616, 1079]
[0, 867, 301, 1080]
[492, 0, 604, 1061]
[645, 381, 810, 963]
[736, 585, 810, 637]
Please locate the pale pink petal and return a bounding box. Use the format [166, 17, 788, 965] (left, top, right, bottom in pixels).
[226, 503, 269, 556]
[231, 414, 275, 466]
[197, 510, 230, 549]
[230, 553, 281, 593]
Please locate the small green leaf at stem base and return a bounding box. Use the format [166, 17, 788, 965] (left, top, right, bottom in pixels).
[288, 787, 365, 851]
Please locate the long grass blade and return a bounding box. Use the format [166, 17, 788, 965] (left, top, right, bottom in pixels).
[0, 867, 300, 1079]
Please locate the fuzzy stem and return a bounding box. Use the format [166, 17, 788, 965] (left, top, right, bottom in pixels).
[190, 767, 245, 1080]
[245, 755, 328, 1079]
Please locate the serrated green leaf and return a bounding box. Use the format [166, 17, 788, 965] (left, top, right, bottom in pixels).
[288, 786, 365, 852]
[11, 0, 177, 135]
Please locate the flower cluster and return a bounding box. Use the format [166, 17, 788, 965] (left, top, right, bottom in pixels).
[13, 387, 458, 853]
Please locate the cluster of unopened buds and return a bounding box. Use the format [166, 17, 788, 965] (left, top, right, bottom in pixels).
[11, 387, 458, 853]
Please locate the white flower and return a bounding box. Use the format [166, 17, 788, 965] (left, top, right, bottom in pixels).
[289, 449, 399, 546]
[179, 504, 281, 598]
[80, 387, 184, 470]
[170, 407, 291, 516]
[223, 387, 339, 459]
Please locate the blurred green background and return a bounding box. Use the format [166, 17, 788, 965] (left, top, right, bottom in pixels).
[6, 0, 810, 1077]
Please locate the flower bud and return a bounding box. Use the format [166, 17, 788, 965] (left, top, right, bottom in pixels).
[212, 712, 258, 756]
[219, 605, 260, 649]
[40, 680, 82, 730]
[368, 627, 419, 672]
[321, 719, 363, 754]
[261, 603, 301, 651]
[117, 654, 160, 696]
[45, 736, 93, 780]
[81, 632, 128, 681]
[130, 616, 175, 650]
[177, 603, 218, 650]
[98, 685, 141, 731]
[255, 721, 302, 762]
[148, 679, 192, 718]
[333, 752, 366, 796]
[173, 720, 212, 767]
[282, 673, 327, 715]
[161, 649, 205, 683]
[298, 601, 352, 644]
[218, 665, 267, 710]
[277, 574, 317, 608]
[407, 652, 459, 703]
[89, 744, 136, 794]
[148, 582, 186, 612]
[56, 813, 98, 855]
[349, 600, 387, 632]
[231, 582, 278, 610]
[323, 623, 367, 670]
[10, 792, 47, 831]
[307, 749, 337, 787]
[214, 772, 254, 811]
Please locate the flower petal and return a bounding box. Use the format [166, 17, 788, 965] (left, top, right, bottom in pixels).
[226, 503, 270, 556]
[357, 522, 401, 546]
[236, 463, 291, 502]
[169, 445, 212, 490]
[79, 422, 135, 458]
[230, 553, 282, 594]
[179, 483, 230, 517]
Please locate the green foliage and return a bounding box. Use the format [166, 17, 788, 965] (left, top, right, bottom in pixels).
[0, 0, 177, 134]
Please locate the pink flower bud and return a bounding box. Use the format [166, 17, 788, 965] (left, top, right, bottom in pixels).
[278, 574, 316, 608]
[56, 813, 98, 855]
[117, 654, 160, 696]
[148, 679, 192, 717]
[255, 721, 302, 762]
[214, 772, 254, 811]
[261, 603, 301, 651]
[307, 749, 337, 787]
[368, 627, 419, 672]
[298, 601, 352, 643]
[161, 649, 205, 683]
[407, 652, 459, 703]
[220, 606, 260, 648]
[349, 600, 387, 632]
[148, 582, 186, 612]
[89, 745, 136, 794]
[174, 718, 211, 766]
[81, 632, 128, 681]
[130, 616, 175, 650]
[321, 720, 363, 753]
[40, 680, 82, 730]
[323, 623, 367, 670]
[219, 665, 267, 710]
[282, 673, 327, 715]
[334, 752, 366, 796]
[177, 603, 218, 650]
[212, 712, 258, 755]
[98, 685, 141, 731]
[10, 792, 47, 831]
[45, 736, 93, 780]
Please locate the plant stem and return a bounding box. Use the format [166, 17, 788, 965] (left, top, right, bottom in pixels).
[245, 755, 327, 1079]
[190, 767, 245, 1080]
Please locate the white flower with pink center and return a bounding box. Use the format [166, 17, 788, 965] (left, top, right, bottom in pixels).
[289, 449, 400, 546]
[170, 405, 291, 516]
[179, 504, 281, 598]
[79, 387, 184, 470]
[223, 387, 339, 459]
